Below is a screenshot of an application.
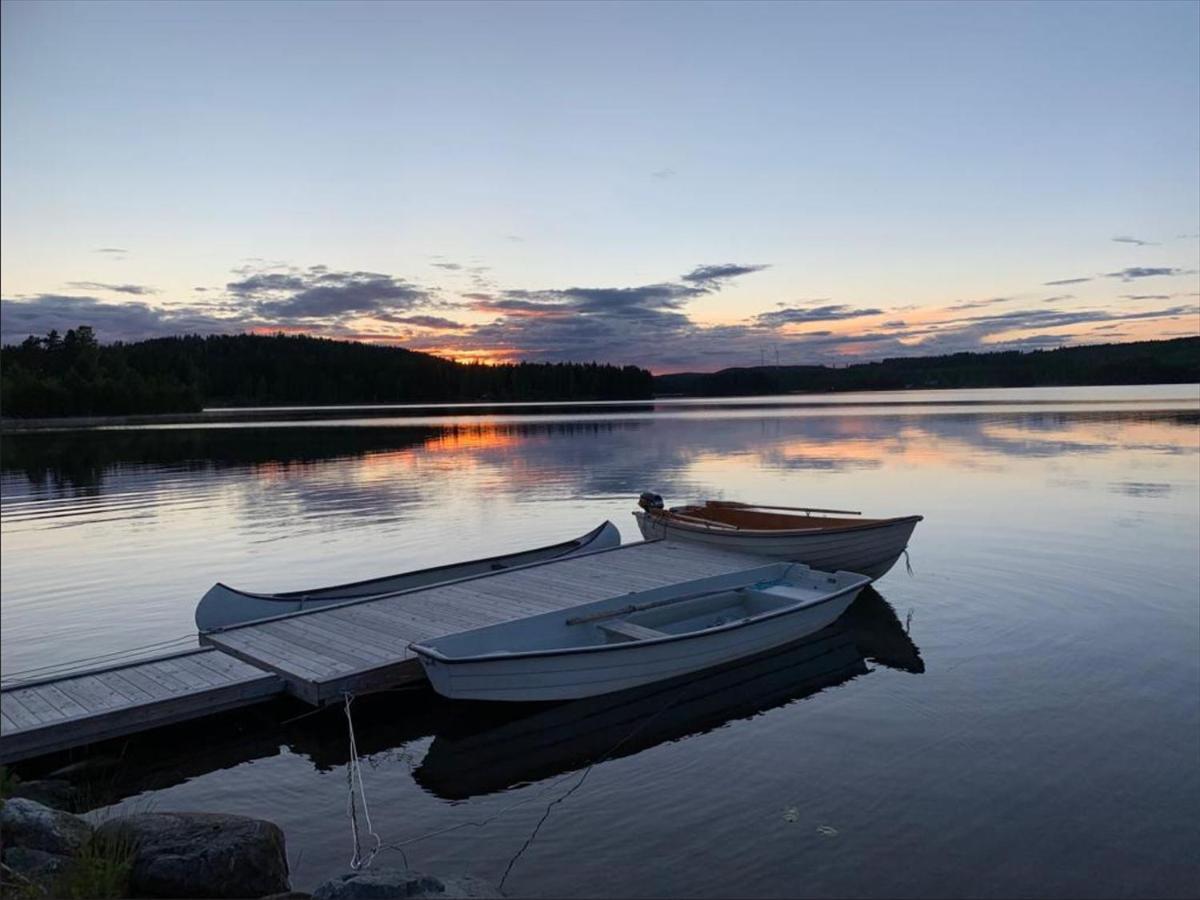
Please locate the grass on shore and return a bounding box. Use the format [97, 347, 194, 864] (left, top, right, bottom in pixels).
[51, 830, 135, 900]
[0, 766, 20, 800]
[0, 767, 134, 899]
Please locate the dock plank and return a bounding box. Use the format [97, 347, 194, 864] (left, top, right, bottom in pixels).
[0, 649, 282, 764]
[98, 671, 158, 705]
[33, 684, 91, 720]
[247, 623, 370, 673]
[323, 606, 442, 644]
[373, 598, 513, 630]
[55, 676, 128, 713]
[343, 596, 501, 634]
[6, 689, 61, 725]
[187, 649, 275, 681]
[263, 619, 392, 668]
[245, 622, 367, 668]
[151, 656, 218, 690]
[111, 666, 180, 701]
[453, 575, 578, 603]
[291, 613, 413, 656]
[209, 631, 337, 680]
[322, 603, 443, 637]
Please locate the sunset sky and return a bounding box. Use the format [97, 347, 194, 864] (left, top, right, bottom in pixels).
[1, 0, 1198, 372]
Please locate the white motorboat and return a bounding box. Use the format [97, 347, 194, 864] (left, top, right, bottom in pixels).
[410, 562, 870, 701]
[195, 521, 621, 632]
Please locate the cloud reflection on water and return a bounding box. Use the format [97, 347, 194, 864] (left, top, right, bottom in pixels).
[2, 409, 1196, 513]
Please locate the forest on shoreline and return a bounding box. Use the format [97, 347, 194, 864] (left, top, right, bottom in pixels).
[0, 329, 653, 417]
[653, 337, 1200, 396]
[1, 329, 1196, 418]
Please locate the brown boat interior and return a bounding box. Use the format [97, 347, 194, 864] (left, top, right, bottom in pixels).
[664, 503, 889, 532]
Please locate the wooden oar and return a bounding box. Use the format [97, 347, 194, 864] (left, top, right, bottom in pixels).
[707, 500, 862, 516]
[661, 511, 739, 530]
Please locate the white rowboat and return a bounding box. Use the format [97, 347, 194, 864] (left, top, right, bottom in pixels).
[411, 563, 870, 701]
[195, 521, 621, 633]
[633, 498, 922, 580]
[413, 587, 921, 799]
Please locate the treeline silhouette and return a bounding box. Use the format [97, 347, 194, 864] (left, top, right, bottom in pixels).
[0, 329, 654, 417]
[4, 329, 1196, 417]
[654, 337, 1200, 396]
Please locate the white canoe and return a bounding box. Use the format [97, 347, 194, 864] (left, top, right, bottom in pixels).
[195, 521, 621, 633]
[411, 563, 870, 701]
[633, 499, 922, 580]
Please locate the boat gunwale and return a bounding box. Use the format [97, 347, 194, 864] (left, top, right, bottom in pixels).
[206, 521, 617, 602]
[636, 511, 924, 537]
[410, 573, 869, 665]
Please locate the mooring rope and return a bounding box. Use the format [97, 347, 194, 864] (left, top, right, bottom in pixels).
[350, 671, 701, 890]
[1, 634, 199, 687]
[496, 673, 701, 891]
[903, 548, 914, 576]
[343, 693, 382, 870]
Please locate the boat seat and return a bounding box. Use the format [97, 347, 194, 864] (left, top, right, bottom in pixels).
[596, 620, 667, 642]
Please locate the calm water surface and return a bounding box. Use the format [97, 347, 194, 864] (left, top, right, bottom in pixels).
[2, 386, 1198, 898]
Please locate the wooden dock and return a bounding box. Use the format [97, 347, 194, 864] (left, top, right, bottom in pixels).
[203, 540, 766, 703]
[1, 541, 765, 763]
[0, 648, 282, 764]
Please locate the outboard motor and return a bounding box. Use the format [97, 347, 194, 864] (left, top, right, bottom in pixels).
[638, 491, 665, 512]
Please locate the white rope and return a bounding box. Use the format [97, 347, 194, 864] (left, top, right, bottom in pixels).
[1, 635, 198, 687]
[343, 693, 381, 870]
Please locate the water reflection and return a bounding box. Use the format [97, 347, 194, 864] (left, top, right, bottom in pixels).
[0, 427, 439, 494]
[2, 409, 1195, 500]
[1109, 481, 1173, 497]
[23, 589, 918, 809]
[2, 390, 1197, 898]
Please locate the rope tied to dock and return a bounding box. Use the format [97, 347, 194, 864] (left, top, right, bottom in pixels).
[343, 693, 381, 871]
[0, 634, 199, 688]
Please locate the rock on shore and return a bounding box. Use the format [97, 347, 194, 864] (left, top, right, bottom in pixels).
[0, 797, 92, 855]
[1, 845, 72, 883]
[312, 868, 502, 899]
[7, 778, 79, 812]
[1, 799, 495, 900]
[95, 811, 290, 898]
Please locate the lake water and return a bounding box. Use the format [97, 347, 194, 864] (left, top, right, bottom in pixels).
[2, 385, 1199, 898]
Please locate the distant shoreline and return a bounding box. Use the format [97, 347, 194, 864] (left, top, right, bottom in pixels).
[2, 382, 1197, 433]
[3, 332, 1196, 422]
[653, 336, 1200, 398]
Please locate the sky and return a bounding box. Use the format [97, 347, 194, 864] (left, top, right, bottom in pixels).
[1, 0, 1198, 373]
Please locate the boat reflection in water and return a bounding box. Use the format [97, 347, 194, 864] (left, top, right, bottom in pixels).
[39, 588, 920, 809]
[412, 585, 922, 800]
